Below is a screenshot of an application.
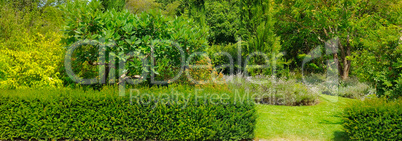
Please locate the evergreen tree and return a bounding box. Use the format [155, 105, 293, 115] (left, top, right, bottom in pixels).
[238, 0, 284, 75]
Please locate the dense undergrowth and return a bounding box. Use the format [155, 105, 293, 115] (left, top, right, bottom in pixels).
[343, 98, 402, 140]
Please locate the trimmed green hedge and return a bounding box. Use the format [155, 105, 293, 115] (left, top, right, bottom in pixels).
[0, 85, 256, 140]
[343, 98, 402, 140]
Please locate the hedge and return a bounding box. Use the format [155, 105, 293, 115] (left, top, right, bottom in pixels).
[0, 85, 256, 140]
[342, 98, 402, 140]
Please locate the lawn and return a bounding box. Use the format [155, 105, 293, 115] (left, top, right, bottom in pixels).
[255, 94, 357, 141]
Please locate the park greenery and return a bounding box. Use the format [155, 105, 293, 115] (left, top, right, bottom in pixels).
[0, 0, 401, 140]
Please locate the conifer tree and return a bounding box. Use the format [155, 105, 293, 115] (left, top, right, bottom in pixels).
[239, 0, 284, 75]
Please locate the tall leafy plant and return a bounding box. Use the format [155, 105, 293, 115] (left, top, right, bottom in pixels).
[204, 0, 240, 44]
[352, 26, 402, 99]
[61, 0, 209, 86]
[238, 0, 285, 76]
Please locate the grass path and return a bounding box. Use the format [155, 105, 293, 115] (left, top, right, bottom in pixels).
[255, 95, 356, 141]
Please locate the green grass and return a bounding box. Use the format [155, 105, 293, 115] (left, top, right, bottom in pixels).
[255, 94, 356, 141]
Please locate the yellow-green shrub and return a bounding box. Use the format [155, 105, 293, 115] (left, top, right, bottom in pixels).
[0, 32, 64, 89]
[187, 58, 225, 85]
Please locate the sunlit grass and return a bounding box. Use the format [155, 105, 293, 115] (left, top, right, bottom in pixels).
[255, 94, 356, 141]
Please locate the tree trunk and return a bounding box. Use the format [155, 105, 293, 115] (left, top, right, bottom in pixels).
[334, 51, 343, 77]
[338, 35, 351, 80]
[324, 37, 343, 78]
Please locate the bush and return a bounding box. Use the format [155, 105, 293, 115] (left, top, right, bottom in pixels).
[338, 79, 374, 99]
[0, 85, 256, 140]
[272, 78, 319, 106]
[204, 0, 240, 44]
[61, 1, 209, 86]
[186, 57, 225, 85]
[343, 98, 402, 140]
[303, 74, 375, 99]
[352, 26, 402, 99]
[302, 73, 326, 84]
[0, 32, 64, 89]
[0, 1, 65, 89]
[230, 75, 320, 106]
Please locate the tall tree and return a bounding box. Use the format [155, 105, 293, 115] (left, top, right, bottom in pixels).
[275, 0, 401, 80]
[238, 0, 284, 75]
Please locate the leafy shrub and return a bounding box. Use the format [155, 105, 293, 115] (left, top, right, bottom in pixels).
[272, 78, 319, 106]
[0, 85, 256, 140]
[0, 32, 64, 89]
[0, 0, 65, 89]
[230, 75, 320, 106]
[186, 57, 225, 85]
[343, 98, 402, 140]
[337, 84, 371, 99]
[61, 0, 209, 86]
[204, 0, 240, 44]
[207, 43, 240, 74]
[155, 0, 240, 44]
[100, 0, 126, 11]
[303, 74, 375, 99]
[352, 26, 402, 99]
[239, 0, 286, 76]
[337, 78, 374, 99]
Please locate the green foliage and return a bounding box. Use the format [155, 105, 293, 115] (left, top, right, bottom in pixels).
[154, 0, 206, 24]
[0, 0, 65, 89]
[275, 0, 337, 72]
[155, 0, 240, 44]
[343, 98, 402, 140]
[239, 0, 286, 76]
[303, 73, 375, 99]
[0, 85, 256, 140]
[238, 0, 271, 41]
[204, 0, 240, 44]
[100, 0, 126, 11]
[155, 0, 287, 76]
[155, 0, 186, 16]
[61, 0, 209, 85]
[0, 0, 64, 39]
[124, 0, 180, 17]
[206, 43, 240, 74]
[0, 32, 65, 89]
[352, 25, 402, 99]
[275, 0, 402, 79]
